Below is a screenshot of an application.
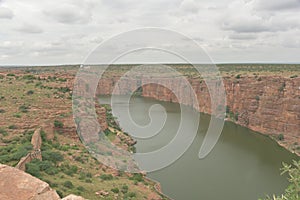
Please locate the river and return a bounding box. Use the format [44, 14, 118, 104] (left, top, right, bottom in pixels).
[99, 95, 298, 200]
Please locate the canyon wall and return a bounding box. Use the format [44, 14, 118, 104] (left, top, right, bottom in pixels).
[97, 76, 300, 145]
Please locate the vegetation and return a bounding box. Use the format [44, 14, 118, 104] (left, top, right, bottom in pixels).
[54, 120, 64, 128]
[260, 160, 300, 200]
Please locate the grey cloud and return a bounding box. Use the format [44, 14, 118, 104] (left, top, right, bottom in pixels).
[256, 0, 300, 11]
[228, 33, 257, 40]
[0, 7, 13, 19]
[14, 23, 43, 34]
[43, 5, 91, 24]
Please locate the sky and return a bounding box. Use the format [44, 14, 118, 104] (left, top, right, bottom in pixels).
[0, 0, 300, 65]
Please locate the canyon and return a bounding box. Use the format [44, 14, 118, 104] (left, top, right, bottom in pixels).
[97, 74, 300, 154]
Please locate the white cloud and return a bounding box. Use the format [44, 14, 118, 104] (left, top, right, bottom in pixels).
[0, 6, 13, 19]
[0, 0, 299, 64]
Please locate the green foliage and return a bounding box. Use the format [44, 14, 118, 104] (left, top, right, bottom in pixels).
[235, 74, 241, 79]
[13, 113, 22, 118]
[234, 112, 239, 121]
[0, 128, 8, 136]
[42, 150, 64, 164]
[54, 120, 64, 128]
[26, 90, 34, 95]
[25, 162, 41, 178]
[19, 104, 29, 113]
[111, 187, 119, 193]
[63, 180, 74, 189]
[255, 96, 260, 101]
[260, 160, 300, 200]
[57, 87, 71, 93]
[6, 73, 15, 76]
[129, 173, 143, 182]
[0, 109, 5, 113]
[290, 75, 298, 78]
[279, 82, 286, 92]
[278, 134, 285, 141]
[124, 192, 136, 198]
[8, 124, 17, 129]
[22, 74, 36, 80]
[121, 184, 129, 193]
[100, 174, 113, 180]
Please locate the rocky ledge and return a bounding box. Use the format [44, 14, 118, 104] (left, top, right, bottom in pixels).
[0, 164, 84, 200]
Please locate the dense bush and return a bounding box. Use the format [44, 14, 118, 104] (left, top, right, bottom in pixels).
[100, 174, 113, 180]
[63, 181, 74, 189]
[111, 187, 119, 193]
[42, 150, 64, 164]
[54, 120, 64, 128]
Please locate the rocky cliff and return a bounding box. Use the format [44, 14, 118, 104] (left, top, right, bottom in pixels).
[97, 75, 300, 150]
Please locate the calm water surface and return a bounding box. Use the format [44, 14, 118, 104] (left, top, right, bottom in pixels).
[99, 95, 298, 200]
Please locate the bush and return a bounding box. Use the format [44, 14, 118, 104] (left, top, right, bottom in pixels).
[130, 173, 143, 182]
[42, 150, 64, 164]
[111, 187, 119, 193]
[235, 74, 241, 79]
[290, 75, 298, 78]
[63, 181, 74, 189]
[121, 185, 128, 193]
[54, 120, 64, 128]
[26, 90, 34, 95]
[278, 134, 284, 141]
[125, 192, 136, 198]
[22, 74, 36, 80]
[100, 174, 113, 180]
[25, 162, 41, 178]
[19, 105, 29, 113]
[0, 109, 5, 113]
[8, 125, 17, 129]
[13, 113, 21, 118]
[6, 73, 15, 76]
[0, 128, 8, 136]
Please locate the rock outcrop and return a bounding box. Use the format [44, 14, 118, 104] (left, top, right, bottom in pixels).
[0, 164, 60, 200]
[16, 128, 42, 171]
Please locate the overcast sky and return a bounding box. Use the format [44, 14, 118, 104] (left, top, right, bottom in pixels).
[0, 0, 300, 65]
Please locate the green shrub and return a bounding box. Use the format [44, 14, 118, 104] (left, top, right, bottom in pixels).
[8, 125, 17, 129]
[54, 120, 64, 128]
[290, 75, 298, 78]
[63, 181, 74, 189]
[6, 73, 15, 76]
[19, 105, 29, 113]
[124, 192, 136, 198]
[0, 109, 5, 113]
[77, 186, 85, 192]
[100, 174, 113, 180]
[0, 128, 8, 136]
[235, 74, 241, 79]
[26, 90, 34, 95]
[25, 162, 41, 178]
[13, 113, 21, 118]
[42, 150, 63, 164]
[22, 74, 36, 80]
[278, 134, 284, 141]
[121, 184, 128, 193]
[111, 187, 119, 193]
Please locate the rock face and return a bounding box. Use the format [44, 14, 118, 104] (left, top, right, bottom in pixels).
[0, 164, 60, 200]
[96, 76, 300, 144]
[16, 128, 42, 171]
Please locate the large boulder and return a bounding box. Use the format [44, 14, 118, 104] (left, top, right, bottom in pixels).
[0, 164, 60, 200]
